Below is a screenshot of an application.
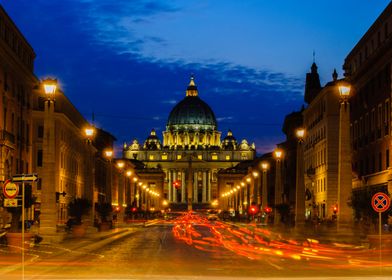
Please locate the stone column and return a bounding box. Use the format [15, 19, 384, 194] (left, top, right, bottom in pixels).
[173, 171, 177, 203]
[337, 100, 353, 232]
[274, 159, 283, 225]
[193, 171, 198, 203]
[168, 170, 172, 201]
[202, 171, 207, 203]
[262, 170, 268, 209]
[207, 171, 212, 202]
[40, 100, 59, 241]
[295, 141, 305, 229]
[181, 170, 186, 203]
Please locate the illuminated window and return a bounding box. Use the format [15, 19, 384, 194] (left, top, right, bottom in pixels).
[149, 155, 155, 160]
[177, 154, 182, 160]
[198, 155, 203, 160]
[211, 154, 218, 160]
[225, 155, 231, 160]
[241, 153, 247, 160]
[162, 154, 168, 160]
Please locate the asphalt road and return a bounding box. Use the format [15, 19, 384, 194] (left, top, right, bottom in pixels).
[2, 219, 392, 279]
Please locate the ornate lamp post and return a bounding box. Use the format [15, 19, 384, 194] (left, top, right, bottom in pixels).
[104, 149, 113, 203]
[252, 171, 259, 206]
[84, 125, 96, 229]
[337, 81, 353, 232]
[295, 128, 306, 229]
[261, 162, 269, 210]
[40, 78, 58, 238]
[274, 148, 283, 225]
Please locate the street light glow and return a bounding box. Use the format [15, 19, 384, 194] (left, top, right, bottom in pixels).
[42, 78, 57, 96]
[261, 162, 269, 170]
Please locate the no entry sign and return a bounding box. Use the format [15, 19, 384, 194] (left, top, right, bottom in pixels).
[3, 180, 19, 199]
[371, 192, 390, 213]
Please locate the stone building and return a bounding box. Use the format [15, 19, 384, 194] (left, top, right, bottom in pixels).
[302, 63, 342, 220]
[0, 5, 37, 227]
[344, 3, 392, 213]
[123, 77, 256, 210]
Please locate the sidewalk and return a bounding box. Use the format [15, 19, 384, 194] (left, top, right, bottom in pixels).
[0, 225, 141, 277]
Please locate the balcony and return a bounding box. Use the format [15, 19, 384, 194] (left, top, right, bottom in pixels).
[0, 129, 15, 144]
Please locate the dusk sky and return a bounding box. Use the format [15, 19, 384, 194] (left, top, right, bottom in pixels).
[2, 1, 391, 155]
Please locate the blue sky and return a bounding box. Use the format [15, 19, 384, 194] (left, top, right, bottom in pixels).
[1, 0, 390, 155]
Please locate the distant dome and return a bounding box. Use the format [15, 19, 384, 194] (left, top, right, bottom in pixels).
[167, 77, 217, 130]
[222, 130, 237, 150]
[144, 129, 161, 150]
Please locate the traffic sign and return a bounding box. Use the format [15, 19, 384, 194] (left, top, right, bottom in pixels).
[3, 180, 19, 198]
[12, 173, 38, 182]
[3, 198, 18, 207]
[371, 192, 390, 213]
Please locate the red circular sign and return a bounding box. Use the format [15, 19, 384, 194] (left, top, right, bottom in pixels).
[371, 192, 390, 213]
[3, 180, 19, 199]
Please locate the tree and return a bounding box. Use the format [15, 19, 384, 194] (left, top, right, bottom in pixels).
[68, 198, 91, 225]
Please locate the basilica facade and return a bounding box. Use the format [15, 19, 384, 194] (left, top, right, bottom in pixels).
[123, 77, 256, 209]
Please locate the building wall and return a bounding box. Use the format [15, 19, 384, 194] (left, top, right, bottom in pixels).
[0, 5, 37, 226]
[344, 3, 392, 196]
[303, 81, 340, 220]
[32, 90, 97, 227]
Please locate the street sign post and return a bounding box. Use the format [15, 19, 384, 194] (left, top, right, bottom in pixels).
[371, 192, 391, 272]
[3, 180, 19, 199]
[12, 173, 38, 182]
[11, 173, 39, 280]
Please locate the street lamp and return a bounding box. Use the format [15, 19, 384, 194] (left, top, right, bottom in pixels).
[103, 149, 113, 204]
[261, 161, 269, 211]
[43, 78, 57, 102]
[295, 128, 306, 230]
[337, 81, 353, 232]
[274, 148, 284, 225]
[39, 78, 59, 237]
[84, 124, 96, 230]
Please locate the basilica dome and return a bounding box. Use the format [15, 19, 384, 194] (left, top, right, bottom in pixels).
[167, 77, 217, 130]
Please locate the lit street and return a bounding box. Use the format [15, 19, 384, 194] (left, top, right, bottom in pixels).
[1, 213, 392, 279]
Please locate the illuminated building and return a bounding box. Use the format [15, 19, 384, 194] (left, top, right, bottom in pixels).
[124, 77, 256, 209]
[344, 4, 392, 205]
[302, 63, 342, 220]
[0, 6, 37, 227]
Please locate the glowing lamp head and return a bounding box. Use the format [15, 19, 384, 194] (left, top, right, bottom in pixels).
[338, 82, 351, 99]
[126, 170, 132, 177]
[116, 161, 125, 169]
[296, 128, 305, 139]
[42, 78, 57, 96]
[274, 149, 283, 160]
[246, 177, 251, 183]
[104, 149, 113, 158]
[133, 177, 138, 182]
[261, 162, 269, 171]
[252, 171, 259, 178]
[85, 127, 95, 138]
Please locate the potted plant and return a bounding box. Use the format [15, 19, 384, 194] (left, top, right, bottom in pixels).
[95, 202, 112, 231]
[5, 184, 36, 251]
[67, 198, 91, 237]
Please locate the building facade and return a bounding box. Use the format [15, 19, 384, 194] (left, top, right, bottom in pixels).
[0, 5, 37, 228]
[343, 3, 392, 222]
[123, 77, 256, 209]
[302, 64, 342, 221]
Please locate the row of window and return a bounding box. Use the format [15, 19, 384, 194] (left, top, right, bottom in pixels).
[305, 147, 327, 173]
[351, 100, 390, 149]
[353, 149, 390, 176]
[350, 21, 390, 74]
[147, 153, 247, 161]
[0, 15, 34, 70]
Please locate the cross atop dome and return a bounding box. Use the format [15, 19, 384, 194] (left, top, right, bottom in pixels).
[186, 75, 198, 97]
